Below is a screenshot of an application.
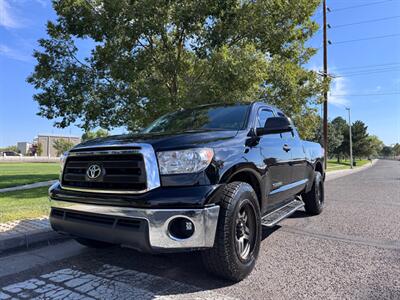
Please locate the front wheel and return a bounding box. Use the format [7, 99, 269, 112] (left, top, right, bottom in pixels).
[303, 171, 324, 215]
[201, 182, 261, 282]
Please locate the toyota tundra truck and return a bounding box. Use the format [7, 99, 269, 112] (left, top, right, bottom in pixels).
[49, 102, 325, 282]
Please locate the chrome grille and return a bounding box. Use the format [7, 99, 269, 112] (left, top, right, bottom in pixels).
[60, 144, 161, 194]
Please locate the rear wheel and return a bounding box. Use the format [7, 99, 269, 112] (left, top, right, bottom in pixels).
[74, 237, 114, 248]
[303, 171, 324, 215]
[201, 182, 261, 282]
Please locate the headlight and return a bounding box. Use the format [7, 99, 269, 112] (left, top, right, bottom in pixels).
[157, 148, 214, 175]
[60, 151, 68, 172]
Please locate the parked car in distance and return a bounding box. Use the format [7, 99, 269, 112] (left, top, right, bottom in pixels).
[49, 102, 325, 282]
[1, 151, 20, 157]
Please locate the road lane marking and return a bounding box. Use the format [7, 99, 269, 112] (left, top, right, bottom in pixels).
[1, 264, 237, 300]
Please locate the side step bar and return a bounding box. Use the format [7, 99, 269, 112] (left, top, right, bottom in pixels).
[261, 199, 304, 227]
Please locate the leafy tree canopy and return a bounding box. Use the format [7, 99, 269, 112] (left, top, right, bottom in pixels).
[312, 117, 343, 156]
[351, 120, 369, 159]
[28, 0, 325, 137]
[364, 135, 383, 159]
[82, 128, 109, 141]
[53, 139, 75, 156]
[380, 146, 394, 157]
[325, 117, 384, 161]
[393, 143, 400, 156]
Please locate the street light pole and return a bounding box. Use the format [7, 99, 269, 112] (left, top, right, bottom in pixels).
[346, 107, 353, 169]
[323, 0, 328, 169]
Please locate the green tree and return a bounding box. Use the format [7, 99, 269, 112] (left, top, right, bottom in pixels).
[380, 146, 393, 158]
[53, 139, 75, 156]
[351, 120, 369, 159]
[365, 135, 383, 159]
[393, 143, 400, 156]
[36, 143, 43, 156]
[82, 128, 109, 141]
[331, 116, 349, 162]
[312, 119, 343, 158]
[27, 0, 326, 138]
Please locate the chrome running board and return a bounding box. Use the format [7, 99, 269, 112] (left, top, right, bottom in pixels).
[261, 199, 304, 227]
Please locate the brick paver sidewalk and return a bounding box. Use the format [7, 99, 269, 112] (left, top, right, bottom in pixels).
[0, 218, 50, 235]
[0, 218, 63, 252]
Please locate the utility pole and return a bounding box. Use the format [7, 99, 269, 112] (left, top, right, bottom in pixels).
[323, 0, 328, 169]
[346, 107, 353, 169]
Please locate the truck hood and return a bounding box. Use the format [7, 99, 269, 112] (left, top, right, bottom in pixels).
[72, 130, 241, 152]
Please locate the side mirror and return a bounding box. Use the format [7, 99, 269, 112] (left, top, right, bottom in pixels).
[256, 117, 292, 136]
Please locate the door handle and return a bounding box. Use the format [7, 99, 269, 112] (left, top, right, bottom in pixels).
[283, 144, 291, 152]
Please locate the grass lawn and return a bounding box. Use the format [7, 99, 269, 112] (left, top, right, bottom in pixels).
[0, 187, 49, 223]
[0, 163, 60, 189]
[327, 159, 371, 172]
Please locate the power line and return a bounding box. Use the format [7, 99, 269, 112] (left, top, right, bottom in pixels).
[337, 66, 400, 75]
[316, 67, 400, 78]
[330, 92, 400, 97]
[331, 15, 400, 28]
[330, 62, 400, 71]
[334, 68, 400, 78]
[330, 0, 395, 12]
[330, 33, 400, 45]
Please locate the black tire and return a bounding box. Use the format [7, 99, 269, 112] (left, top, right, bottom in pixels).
[303, 171, 324, 215]
[201, 182, 261, 282]
[74, 237, 114, 248]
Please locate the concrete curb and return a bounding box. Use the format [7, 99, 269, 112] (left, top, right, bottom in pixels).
[0, 219, 65, 253]
[0, 180, 57, 193]
[0, 229, 64, 253]
[326, 159, 378, 182]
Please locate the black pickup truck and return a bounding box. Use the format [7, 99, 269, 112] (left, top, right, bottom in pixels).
[49, 102, 324, 281]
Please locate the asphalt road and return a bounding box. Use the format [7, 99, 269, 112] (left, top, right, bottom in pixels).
[1, 159, 399, 299]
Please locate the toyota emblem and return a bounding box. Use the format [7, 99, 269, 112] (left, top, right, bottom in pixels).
[86, 164, 102, 179]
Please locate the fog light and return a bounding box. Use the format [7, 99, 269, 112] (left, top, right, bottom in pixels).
[168, 217, 195, 240]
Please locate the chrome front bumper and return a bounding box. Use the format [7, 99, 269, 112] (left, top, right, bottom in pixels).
[50, 200, 220, 250]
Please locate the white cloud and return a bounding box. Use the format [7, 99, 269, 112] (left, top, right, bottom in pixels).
[0, 0, 22, 28]
[328, 77, 350, 107]
[0, 44, 31, 62]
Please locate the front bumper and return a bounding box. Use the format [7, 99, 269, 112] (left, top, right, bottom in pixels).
[50, 199, 220, 252]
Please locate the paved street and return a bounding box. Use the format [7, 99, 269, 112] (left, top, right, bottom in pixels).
[0, 159, 399, 299]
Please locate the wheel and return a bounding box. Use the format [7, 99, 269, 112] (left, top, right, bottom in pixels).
[201, 182, 261, 282]
[74, 237, 114, 248]
[303, 171, 324, 215]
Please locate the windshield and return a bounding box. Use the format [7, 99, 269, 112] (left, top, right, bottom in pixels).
[142, 104, 250, 134]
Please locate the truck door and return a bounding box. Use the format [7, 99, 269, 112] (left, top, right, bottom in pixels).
[256, 108, 292, 210]
[288, 130, 308, 194]
[277, 113, 308, 196]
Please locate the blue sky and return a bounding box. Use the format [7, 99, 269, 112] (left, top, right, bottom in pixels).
[0, 0, 399, 147]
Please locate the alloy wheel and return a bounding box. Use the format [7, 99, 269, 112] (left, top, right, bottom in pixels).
[235, 202, 256, 261]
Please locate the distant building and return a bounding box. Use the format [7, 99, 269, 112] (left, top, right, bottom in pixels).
[17, 142, 32, 155]
[37, 134, 81, 157]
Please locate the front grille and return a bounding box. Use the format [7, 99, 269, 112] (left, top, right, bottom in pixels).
[51, 209, 143, 230]
[61, 152, 147, 192]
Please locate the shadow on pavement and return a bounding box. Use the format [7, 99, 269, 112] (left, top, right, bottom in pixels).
[55, 225, 285, 297]
[287, 210, 313, 219]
